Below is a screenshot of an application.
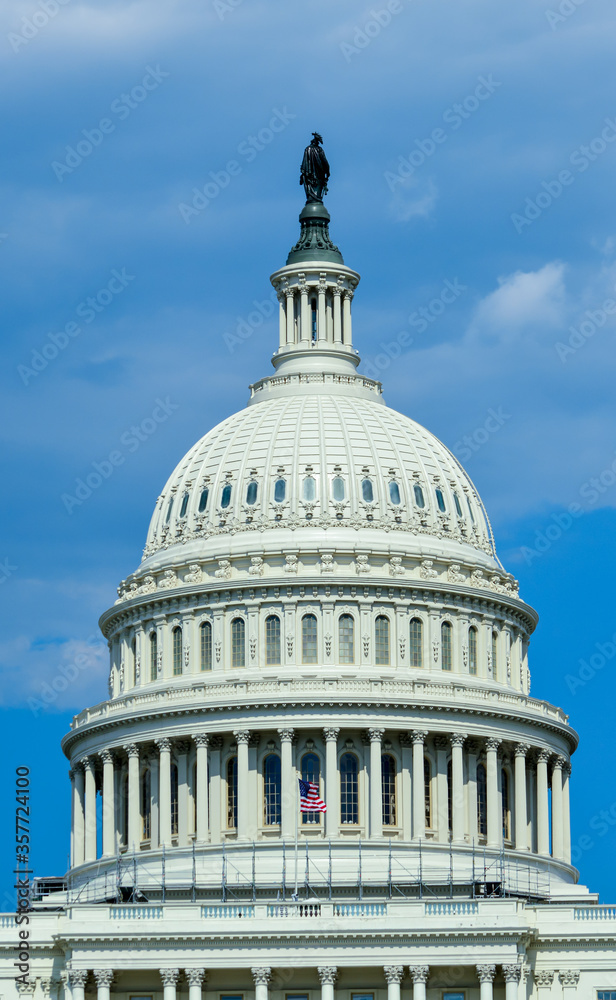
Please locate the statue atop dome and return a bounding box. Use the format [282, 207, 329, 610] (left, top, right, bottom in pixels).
[300, 132, 330, 203]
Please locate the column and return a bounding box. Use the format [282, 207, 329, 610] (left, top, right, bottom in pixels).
[156, 738, 172, 847]
[342, 290, 353, 344]
[333, 286, 342, 343]
[466, 740, 479, 844]
[69, 770, 75, 865]
[234, 730, 250, 840]
[93, 972, 113, 1000]
[384, 967, 404, 1000]
[177, 742, 189, 847]
[435, 737, 449, 842]
[124, 743, 140, 851]
[278, 728, 296, 840]
[551, 755, 564, 860]
[536, 750, 550, 856]
[558, 972, 580, 997]
[99, 750, 116, 857]
[186, 969, 206, 1000]
[68, 972, 89, 1000]
[409, 966, 429, 1000]
[209, 737, 222, 843]
[317, 277, 327, 343]
[485, 739, 501, 849]
[451, 733, 466, 844]
[318, 967, 337, 1000]
[160, 970, 179, 1000]
[323, 728, 340, 836]
[502, 966, 521, 1000]
[285, 289, 295, 345]
[562, 761, 571, 863]
[277, 293, 286, 349]
[400, 735, 413, 841]
[369, 728, 384, 838]
[73, 764, 85, 866]
[150, 753, 160, 849]
[194, 736, 210, 843]
[534, 971, 556, 998]
[83, 756, 97, 862]
[300, 281, 309, 343]
[412, 731, 427, 839]
[514, 744, 529, 851]
[252, 968, 271, 1000]
[476, 965, 496, 1000]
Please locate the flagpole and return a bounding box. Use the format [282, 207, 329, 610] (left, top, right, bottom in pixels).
[294, 776, 299, 897]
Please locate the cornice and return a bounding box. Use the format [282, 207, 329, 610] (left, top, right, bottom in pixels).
[53, 929, 528, 947]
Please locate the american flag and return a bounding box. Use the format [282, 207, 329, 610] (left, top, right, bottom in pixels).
[298, 778, 327, 813]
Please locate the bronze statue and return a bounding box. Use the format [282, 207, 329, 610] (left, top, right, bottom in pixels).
[300, 132, 330, 203]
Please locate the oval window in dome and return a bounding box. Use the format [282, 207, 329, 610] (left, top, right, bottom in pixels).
[274, 478, 286, 503]
[413, 483, 425, 508]
[303, 476, 316, 501]
[198, 488, 209, 513]
[332, 476, 345, 501]
[165, 496, 174, 523]
[362, 478, 374, 503]
[246, 481, 258, 506]
[453, 492, 463, 517]
[221, 484, 232, 508]
[179, 493, 189, 518]
[389, 481, 401, 505]
[466, 495, 475, 523]
[435, 488, 446, 513]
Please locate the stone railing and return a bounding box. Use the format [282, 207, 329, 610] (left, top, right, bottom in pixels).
[425, 901, 479, 916]
[573, 906, 616, 920]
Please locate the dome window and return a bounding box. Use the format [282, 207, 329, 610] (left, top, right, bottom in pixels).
[231, 618, 245, 668]
[198, 488, 209, 513]
[274, 478, 286, 503]
[221, 484, 232, 508]
[303, 476, 316, 501]
[375, 615, 390, 665]
[265, 614, 281, 665]
[263, 754, 281, 825]
[361, 478, 374, 503]
[409, 618, 423, 668]
[332, 476, 345, 501]
[413, 484, 425, 508]
[302, 614, 318, 664]
[441, 621, 453, 671]
[246, 481, 258, 506]
[389, 481, 401, 505]
[435, 488, 446, 513]
[179, 493, 189, 518]
[338, 614, 354, 664]
[165, 496, 174, 523]
[172, 627, 183, 676]
[453, 492, 463, 517]
[468, 626, 478, 676]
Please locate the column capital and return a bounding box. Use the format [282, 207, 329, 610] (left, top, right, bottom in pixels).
[123, 743, 139, 758]
[485, 738, 501, 753]
[233, 730, 251, 744]
[98, 749, 115, 765]
[514, 743, 530, 758]
[552, 754, 567, 769]
[193, 735, 210, 749]
[536, 748, 551, 764]
[277, 728, 296, 743]
[534, 971, 555, 988]
[476, 965, 496, 984]
[450, 732, 467, 747]
[185, 970, 207, 987]
[501, 965, 521, 983]
[411, 730, 428, 744]
[383, 966, 404, 985]
[318, 968, 338, 986]
[408, 967, 429, 985]
[160, 970, 180, 987]
[68, 972, 89, 988]
[369, 728, 385, 742]
[81, 755, 97, 772]
[156, 738, 172, 753]
[93, 972, 114, 988]
[563, 759, 572, 776]
[558, 972, 580, 988]
[251, 969, 272, 986]
[323, 727, 340, 742]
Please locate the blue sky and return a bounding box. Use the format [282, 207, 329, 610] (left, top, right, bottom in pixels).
[2, 0, 616, 903]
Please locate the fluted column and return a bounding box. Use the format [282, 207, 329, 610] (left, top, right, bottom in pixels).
[285, 289, 295, 345]
[194, 736, 210, 843]
[384, 967, 404, 1000]
[278, 728, 296, 839]
[369, 728, 384, 838]
[160, 970, 179, 1000]
[342, 289, 353, 344]
[551, 755, 565, 860]
[317, 277, 327, 343]
[93, 971, 113, 1000]
[323, 728, 340, 836]
[400, 734, 413, 840]
[83, 756, 97, 861]
[186, 969, 206, 1000]
[176, 741, 189, 847]
[333, 286, 342, 343]
[68, 972, 88, 1000]
[156, 738, 172, 847]
[562, 761, 571, 863]
[234, 730, 250, 840]
[277, 292, 286, 349]
[536, 750, 550, 856]
[409, 966, 429, 1000]
[412, 731, 427, 839]
[514, 744, 529, 851]
[477, 965, 496, 1000]
[485, 739, 501, 848]
[318, 967, 337, 1000]
[299, 281, 309, 343]
[502, 966, 520, 1000]
[124, 743, 140, 850]
[466, 740, 479, 844]
[99, 750, 116, 857]
[73, 764, 85, 866]
[451, 733, 466, 844]
[252, 968, 271, 1000]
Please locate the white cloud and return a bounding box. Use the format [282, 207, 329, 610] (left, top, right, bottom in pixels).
[389, 177, 438, 223]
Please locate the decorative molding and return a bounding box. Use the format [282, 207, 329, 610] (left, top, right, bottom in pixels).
[476, 965, 496, 984]
[93, 972, 114, 988]
[317, 968, 338, 986]
[558, 972, 580, 988]
[185, 970, 207, 987]
[534, 971, 555, 988]
[160, 970, 180, 987]
[409, 967, 429, 985]
[501, 965, 521, 983]
[383, 967, 404, 985]
[251, 969, 272, 987]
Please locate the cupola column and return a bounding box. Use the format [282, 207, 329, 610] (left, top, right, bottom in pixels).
[99, 750, 116, 857]
[317, 275, 327, 343]
[156, 738, 172, 847]
[369, 728, 385, 838]
[333, 284, 342, 343]
[476, 965, 496, 1000]
[278, 729, 296, 839]
[409, 966, 429, 1000]
[384, 967, 404, 1000]
[551, 755, 565, 860]
[83, 756, 97, 861]
[234, 730, 251, 840]
[194, 735, 210, 842]
[412, 731, 427, 840]
[485, 739, 501, 848]
[450, 733, 466, 844]
[72, 763, 85, 866]
[514, 744, 529, 851]
[323, 728, 340, 836]
[277, 292, 286, 349]
[285, 288, 295, 345]
[562, 760, 571, 863]
[536, 750, 550, 856]
[124, 743, 140, 851]
[342, 290, 353, 345]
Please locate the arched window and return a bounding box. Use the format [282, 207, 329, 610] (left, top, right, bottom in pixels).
[172, 627, 183, 676]
[141, 768, 151, 841]
[200, 621, 212, 671]
[170, 764, 179, 837]
[468, 626, 478, 676]
[149, 630, 158, 681]
[375, 616, 390, 665]
[227, 757, 237, 828]
[424, 757, 432, 828]
[382, 754, 396, 826]
[274, 478, 286, 503]
[265, 615, 281, 665]
[502, 768, 511, 841]
[246, 481, 258, 505]
[409, 618, 423, 668]
[447, 759, 453, 834]
[477, 762, 487, 836]
[340, 753, 359, 824]
[179, 492, 189, 518]
[303, 476, 316, 501]
[301, 752, 321, 825]
[302, 614, 318, 664]
[332, 476, 346, 501]
[492, 631, 499, 680]
[361, 478, 374, 503]
[441, 621, 453, 671]
[263, 754, 281, 825]
[165, 496, 174, 523]
[198, 488, 209, 513]
[338, 614, 354, 664]
[453, 492, 463, 517]
[435, 488, 446, 513]
[414, 483, 425, 508]
[389, 481, 401, 505]
[221, 483, 232, 508]
[231, 618, 245, 668]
